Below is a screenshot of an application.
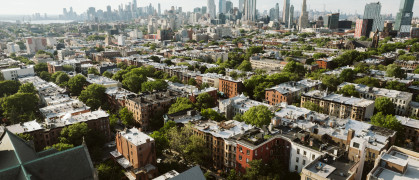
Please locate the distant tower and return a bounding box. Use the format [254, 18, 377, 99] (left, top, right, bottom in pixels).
[275, 3, 280, 21]
[288, 5, 294, 29]
[207, 0, 217, 18]
[372, 29, 380, 48]
[158, 3, 161, 15]
[219, 0, 226, 14]
[364, 2, 384, 32]
[243, 0, 257, 22]
[282, 0, 290, 25]
[298, 0, 309, 30]
[394, 0, 415, 32]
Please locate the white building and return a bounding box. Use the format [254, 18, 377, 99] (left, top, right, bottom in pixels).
[6, 42, 20, 54]
[1, 65, 35, 80]
[26, 37, 47, 54]
[289, 142, 324, 173]
[117, 35, 126, 46]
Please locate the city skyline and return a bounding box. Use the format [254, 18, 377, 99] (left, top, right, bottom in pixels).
[1, 0, 419, 16]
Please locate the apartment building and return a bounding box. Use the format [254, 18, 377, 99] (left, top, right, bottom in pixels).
[249, 58, 287, 72]
[395, 116, 419, 151]
[301, 154, 358, 180]
[394, 60, 419, 73]
[315, 57, 334, 69]
[301, 90, 375, 121]
[125, 90, 183, 130]
[338, 82, 413, 116]
[112, 128, 158, 180]
[195, 73, 223, 88]
[366, 146, 419, 180]
[219, 94, 272, 119]
[86, 74, 122, 88]
[219, 77, 245, 98]
[167, 81, 218, 106]
[1, 65, 35, 80]
[265, 79, 322, 106]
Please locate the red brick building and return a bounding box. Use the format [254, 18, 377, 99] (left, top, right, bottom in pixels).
[315, 58, 334, 69]
[219, 78, 244, 98]
[112, 128, 158, 180]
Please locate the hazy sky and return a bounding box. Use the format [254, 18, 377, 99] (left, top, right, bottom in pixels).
[0, 0, 418, 16]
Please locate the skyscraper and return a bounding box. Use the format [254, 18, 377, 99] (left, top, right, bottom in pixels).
[158, 3, 161, 15]
[219, 0, 226, 14]
[394, 0, 415, 32]
[298, 0, 309, 29]
[208, 0, 217, 18]
[244, 0, 256, 22]
[275, 3, 280, 21]
[239, 0, 245, 13]
[226, 1, 233, 14]
[363, 2, 384, 32]
[325, 13, 340, 29]
[282, 0, 290, 25]
[288, 5, 294, 28]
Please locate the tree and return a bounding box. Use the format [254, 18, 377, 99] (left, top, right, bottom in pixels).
[168, 75, 182, 83]
[109, 113, 119, 130]
[375, 97, 395, 115]
[195, 92, 215, 110]
[18, 83, 37, 94]
[88, 68, 100, 75]
[67, 75, 87, 96]
[34, 63, 48, 73]
[354, 77, 380, 87]
[313, 53, 327, 59]
[44, 143, 74, 151]
[337, 85, 359, 97]
[385, 81, 407, 91]
[62, 65, 74, 72]
[237, 60, 252, 71]
[119, 107, 135, 126]
[102, 71, 113, 78]
[0, 80, 21, 96]
[371, 112, 404, 145]
[39, 71, 51, 81]
[79, 84, 107, 110]
[227, 169, 238, 180]
[244, 159, 264, 180]
[141, 80, 168, 92]
[2, 93, 39, 124]
[188, 78, 197, 86]
[283, 61, 306, 77]
[51, 71, 66, 82]
[321, 75, 341, 92]
[150, 131, 169, 156]
[122, 73, 146, 93]
[201, 108, 225, 122]
[386, 64, 406, 79]
[168, 97, 194, 114]
[56, 73, 70, 87]
[17, 133, 34, 141]
[150, 56, 161, 63]
[59, 123, 90, 146]
[117, 62, 128, 70]
[340, 69, 356, 82]
[303, 101, 323, 113]
[96, 160, 125, 180]
[242, 105, 274, 127]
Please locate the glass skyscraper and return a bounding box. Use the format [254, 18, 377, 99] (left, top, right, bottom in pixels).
[394, 0, 415, 32]
[363, 2, 384, 32]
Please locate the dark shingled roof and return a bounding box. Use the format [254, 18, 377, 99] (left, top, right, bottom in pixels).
[0, 129, 97, 180]
[170, 166, 205, 180]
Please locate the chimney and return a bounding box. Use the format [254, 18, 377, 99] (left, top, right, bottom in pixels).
[347, 129, 355, 145]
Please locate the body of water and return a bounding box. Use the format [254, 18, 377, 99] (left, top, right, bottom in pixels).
[0, 20, 77, 24]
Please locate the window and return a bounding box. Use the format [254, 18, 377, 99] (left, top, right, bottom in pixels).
[297, 148, 300, 154]
[353, 142, 360, 148]
[312, 155, 315, 160]
[255, 150, 258, 156]
[303, 160, 306, 165]
[246, 158, 249, 163]
[304, 151, 307, 156]
[247, 150, 250, 155]
[296, 157, 299, 163]
[295, 165, 298, 171]
[239, 155, 242, 161]
[372, 153, 375, 158]
[239, 147, 242, 152]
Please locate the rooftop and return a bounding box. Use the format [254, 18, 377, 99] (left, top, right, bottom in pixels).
[303, 90, 375, 107]
[339, 82, 413, 101]
[305, 155, 356, 180]
[395, 116, 419, 129]
[194, 120, 254, 139]
[119, 128, 154, 146]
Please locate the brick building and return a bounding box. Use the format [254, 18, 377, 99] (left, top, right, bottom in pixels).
[112, 128, 158, 180]
[219, 78, 244, 98]
[265, 79, 321, 106]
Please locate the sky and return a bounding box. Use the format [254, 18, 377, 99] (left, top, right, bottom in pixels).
[0, 0, 418, 16]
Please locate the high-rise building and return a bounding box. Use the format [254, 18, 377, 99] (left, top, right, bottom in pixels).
[208, 0, 217, 18]
[283, 0, 290, 25]
[219, 0, 226, 14]
[275, 3, 280, 21]
[288, 5, 294, 28]
[239, 0, 245, 12]
[202, 6, 208, 14]
[226, 1, 233, 14]
[363, 2, 384, 32]
[394, 0, 415, 32]
[298, 0, 309, 29]
[355, 19, 374, 38]
[158, 3, 161, 15]
[325, 13, 340, 29]
[243, 0, 257, 22]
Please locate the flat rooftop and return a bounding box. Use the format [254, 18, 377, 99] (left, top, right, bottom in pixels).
[305, 155, 355, 180]
[120, 128, 154, 146]
[371, 147, 419, 180]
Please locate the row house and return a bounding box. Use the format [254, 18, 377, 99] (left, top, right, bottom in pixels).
[219, 77, 245, 98]
[265, 79, 322, 106]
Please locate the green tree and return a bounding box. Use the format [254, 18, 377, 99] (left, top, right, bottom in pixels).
[62, 65, 74, 72]
[303, 101, 323, 113]
[386, 64, 406, 78]
[96, 160, 125, 180]
[51, 71, 66, 82]
[201, 108, 225, 122]
[88, 68, 100, 75]
[337, 85, 360, 97]
[313, 53, 327, 59]
[375, 97, 395, 115]
[168, 97, 194, 114]
[237, 60, 252, 71]
[59, 122, 90, 145]
[0, 80, 21, 96]
[244, 159, 264, 180]
[385, 81, 407, 91]
[283, 61, 306, 77]
[17, 133, 34, 141]
[117, 62, 128, 70]
[67, 75, 87, 96]
[44, 143, 74, 151]
[34, 63, 48, 73]
[18, 83, 37, 94]
[119, 107, 135, 126]
[55, 73, 70, 87]
[321, 75, 342, 92]
[102, 71, 113, 78]
[188, 78, 197, 86]
[141, 80, 168, 92]
[195, 92, 215, 110]
[2, 93, 39, 124]
[122, 73, 146, 93]
[354, 77, 380, 87]
[242, 105, 274, 127]
[371, 112, 404, 145]
[227, 169, 237, 180]
[79, 84, 107, 110]
[168, 75, 182, 83]
[39, 71, 51, 81]
[150, 131, 169, 156]
[340, 69, 356, 82]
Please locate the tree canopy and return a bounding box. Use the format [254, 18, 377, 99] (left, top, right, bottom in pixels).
[195, 92, 215, 110]
[79, 84, 107, 110]
[386, 64, 406, 79]
[18, 83, 36, 94]
[2, 93, 39, 124]
[141, 79, 168, 92]
[374, 97, 395, 115]
[201, 108, 225, 122]
[119, 107, 135, 126]
[67, 74, 87, 96]
[168, 97, 194, 114]
[337, 85, 359, 97]
[242, 105, 274, 127]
